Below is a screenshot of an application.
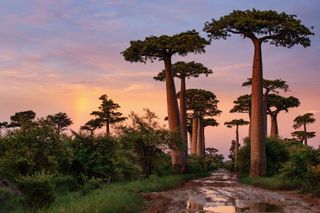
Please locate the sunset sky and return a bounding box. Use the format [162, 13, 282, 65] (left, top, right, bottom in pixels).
[0, 0, 319, 156]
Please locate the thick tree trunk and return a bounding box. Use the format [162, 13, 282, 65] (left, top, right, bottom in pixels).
[196, 117, 202, 157]
[201, 126, 205, 157]
[191, 111, 198, 155]
[188, 132, 192, 153]
[303, 122, 308, 146]
[248, 111, 251, 138]
[263, 94, 268, 137]
[250, 40, 266, 177]
[235, 125, 239, 170]
[164, 58, 186, 172]
[179, 77, 188, 160]
[270, 114, 279, 138]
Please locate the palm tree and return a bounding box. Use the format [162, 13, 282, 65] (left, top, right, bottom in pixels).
[293, 113, 316, 145]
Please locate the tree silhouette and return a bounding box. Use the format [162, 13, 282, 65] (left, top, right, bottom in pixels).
[122, 30, 208, 172]
[90, 94, 126, 137]
[291, 131, 315, 144]
[201, 118, 219, 156]
[267, 95, 300, 137]
[224, 119, 249, 170]
[242, 78, 289, 135]
[204, 9, 314, 176]
[293, 113, 316, 145]
[47, 112, 73, 133]
[8, 110, 36, 131]
[80, 119, 103, 135]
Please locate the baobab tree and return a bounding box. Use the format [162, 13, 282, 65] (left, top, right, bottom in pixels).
[291, 131, 315, 144]
[201, 118, 219, 156]
[293, 113, 316, 145]
[90, 94, 126, 137]
[230, 94, 251, 136]
[204, 9, 313, 176]
[184, 89, 221, 156]
[224, 119, 249, 169]
[242, 78, 289, 135]
[8, 110, 36, 131]
[154, 61, 212, 159]
[122, 30, 208, 172]
[47, 112, 73, 133]
[267, 95, 300, 138]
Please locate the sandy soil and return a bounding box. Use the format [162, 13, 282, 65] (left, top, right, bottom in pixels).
[142, 170, 320, 213]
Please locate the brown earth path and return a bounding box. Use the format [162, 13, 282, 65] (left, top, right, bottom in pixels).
[142, 170, 320, 213]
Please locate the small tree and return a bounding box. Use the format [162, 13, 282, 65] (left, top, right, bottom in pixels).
[122, 30, 208, 172]
[293, 113, 316, 145]
[8, 110, 36, 131]
[90, 94, 126, 137]
[224, 119, 249, 169]
[291, 131, 315, 143]
[267, 95, 300, 137]
[80, 119, 102, 135]
[47, 112, 73, 133]
[204, 9, 314, 176]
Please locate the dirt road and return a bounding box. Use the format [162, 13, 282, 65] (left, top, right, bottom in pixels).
[143, 170, 320, 213]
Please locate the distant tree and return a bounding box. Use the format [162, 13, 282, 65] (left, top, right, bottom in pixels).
[201, 118, 219, 156]
[224, 119, 249, 169]
[242, 78, 289, 135]
[122, 30, 208, 172]
[47, 112, 73, 133]
[293, 113, 316, 145]
[80, 119, 103, 135]
[291, 131, 315, 144]
[230, 94, 251, 136]
[90, 94, 126, 137]
[184, 89, 221, 157]
[267, 95, 300, 137]
[204, 9, 314, 176]
[154, 61, 212, 160]
[8, 110, 36, 131]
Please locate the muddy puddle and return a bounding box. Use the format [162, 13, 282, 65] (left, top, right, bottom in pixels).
[143, 170, 320, 213]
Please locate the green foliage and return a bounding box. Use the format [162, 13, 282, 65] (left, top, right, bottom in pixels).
[242, 78, 289, 94]
[240, 176, 296, 190]
[122, 30, 208, 62]
[281, 148, 320, 196]
[188, 155, 218, 173]
[224, 119, 249, 128]
[81, 177, 104, 194]
[16, 171, 56, 210]
[238, 138, 289, 177]
[54, 175, 79, 192]
[47, 112, 73, 132]
[204, 9, 314, 47]
[293, 113, 316, 129]
[0, 187, 23, 212]
[0, 120, 73, 180]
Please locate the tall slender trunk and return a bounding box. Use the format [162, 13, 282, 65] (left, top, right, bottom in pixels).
[303, 122, 307, 146]
[189, 132, 192, 153]
[263, 94, 268, 137]
[179, 77, 188, 160]
[191, 111, 198, 155]
[270, 113, 279, 138]
[201, 126, 205, 157]
[235, 125, 239, 170]
[164, 58, 186, 172]
[250, 39, 266, 177]
[196, 116, 202, 156]
[106, 121, 110, 137]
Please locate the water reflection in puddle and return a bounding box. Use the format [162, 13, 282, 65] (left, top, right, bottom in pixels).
[186, 201, 284, 213]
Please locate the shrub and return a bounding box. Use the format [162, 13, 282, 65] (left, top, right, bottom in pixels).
[238, 138, 289, 177]
[81, 177, 104, 194]
[16, 171, 55, 211]
[54, 175, 79, 192]
[281, 148, 320, 196]
[0, 187, 23, 212]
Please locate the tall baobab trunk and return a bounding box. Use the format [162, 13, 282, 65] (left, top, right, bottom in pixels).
[201, 125, 205, 157]
[263, 94, 268, 137]
[191, 111, 198, 154]
[188, 131, 192, 153]
[106, 120, 110, 137]
[303, 122, 307, 146]
[235, 125, 239, 170]
[164, 58, 186, 172]
[179, 77, 188, 160]
[196, 117, 202, 156]
[270, 114, 279, 138]
[250, 39, 266, 177]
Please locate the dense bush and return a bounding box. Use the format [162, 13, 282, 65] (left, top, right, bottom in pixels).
[81, 177, 104, 194]
[16, 171, 56, 211]
[188, 155, 218, 173]
[281, 148, 320, 196]
[238, 138, 290, 177]
[0, 187, 22, 212]
[54, 175, 79, 192]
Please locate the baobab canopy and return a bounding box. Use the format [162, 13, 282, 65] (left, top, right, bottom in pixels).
[203, 9, 314, 47]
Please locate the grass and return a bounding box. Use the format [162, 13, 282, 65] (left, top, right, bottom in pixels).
[40, 172, 209, 213]
[240, 175, 297, 190]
